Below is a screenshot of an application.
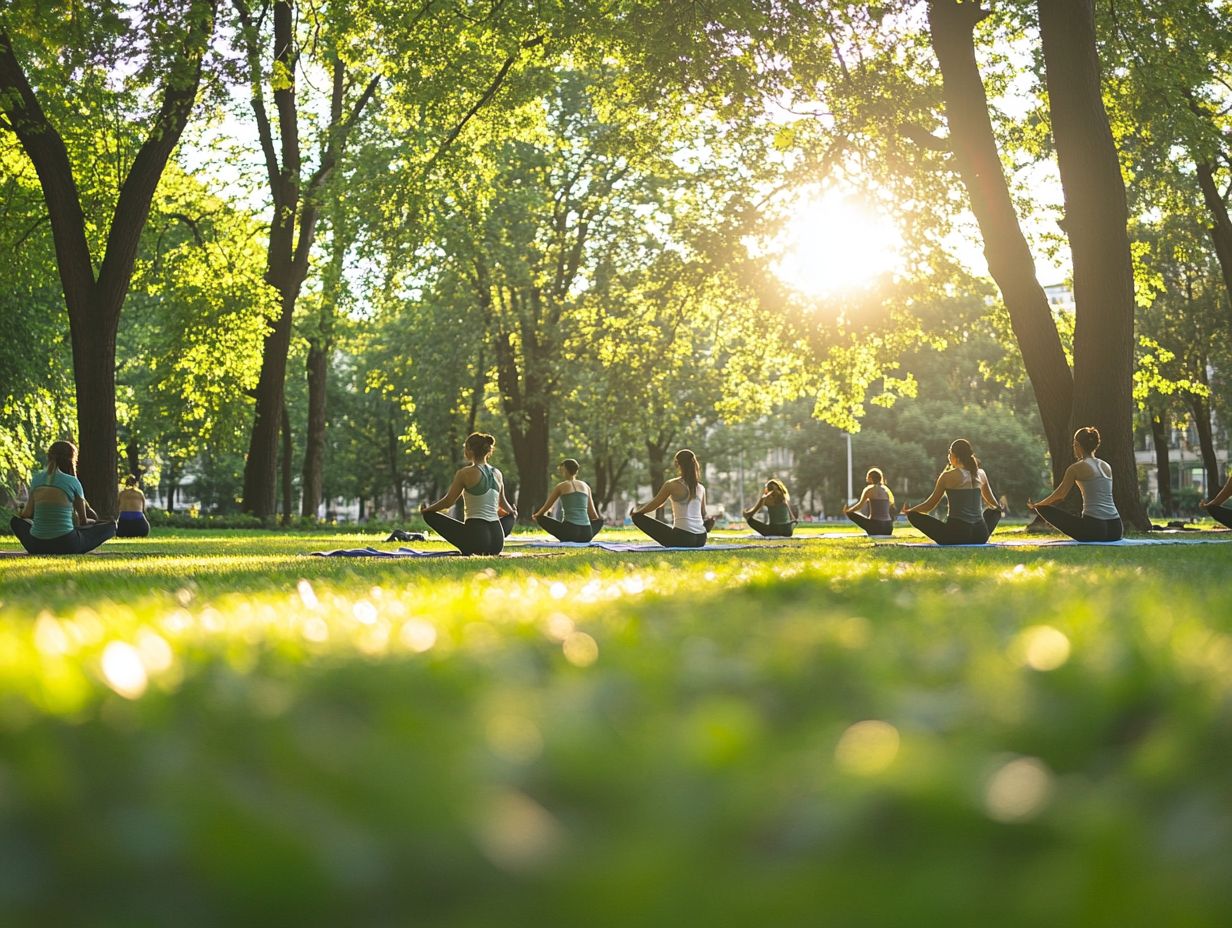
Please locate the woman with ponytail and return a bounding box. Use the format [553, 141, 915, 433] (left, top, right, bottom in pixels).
[744, 477, 797, 537]
[901, 439, 1002, 545]
[1028, 427, 1123, 541]
[420, 432, 516, 555]
[11, 440, 116, 554]
[843, 468, 896, 536]
[630, 449, 714, 548]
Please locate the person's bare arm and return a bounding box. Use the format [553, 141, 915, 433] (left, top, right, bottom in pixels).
[843, 486, 873, 515]
[421, 470, 468, 513]
[533, 484, 564, 519]
[586, 486, 601, 521]
[1202, 473, 1232, 509]
[18, 496, 33, 519]
[979, 473, 1000, 510]
[904, 472, 949, 515]
[496, 471, 516, 518]
[632, 481, 675, 516]
[1029, 464, 1078, 510]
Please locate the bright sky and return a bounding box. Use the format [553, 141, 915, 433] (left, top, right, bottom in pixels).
[774, 190, 903, 298]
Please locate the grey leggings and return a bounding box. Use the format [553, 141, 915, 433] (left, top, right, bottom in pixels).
[1035, 505, 1123, 542]
[906, 508, 1001, 545]
[421, 511, 514, 555]
[11, 516, 116, 554]
[631, 511, 707, 548]
[535, 515, 604, 543]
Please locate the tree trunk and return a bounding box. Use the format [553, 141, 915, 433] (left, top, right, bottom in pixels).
[1187, 393, 1220, 498]
[1037, 0, 1148, 529]
[646, 437, 671, 519]
[69, 311, 120, 517]
[244, 288, 298, 518]
[386, 419, 406, 521]
[279, 400, 294, 525]
[927, 0, 1075, 484]
[1150, 411, 1174, 517]
[506, 404, 549, 521]
[1196, 159, 1232, 330]
[301, 337, 328, 517]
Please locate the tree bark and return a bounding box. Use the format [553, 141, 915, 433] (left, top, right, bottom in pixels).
[1195, 159, 1232, 330]
[1187, 392, 1220, 497]
[1037, 0, 1148, 529]
[0, 4, 217, 517]
[1150, 411, 1174, 517]
[927, 0, 1074, 484]
[300, 336, 328, 517]
[279, 400, 293, 525]
[237, 12, 378, 517]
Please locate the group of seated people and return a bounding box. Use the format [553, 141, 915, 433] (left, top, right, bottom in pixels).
[11, 428, 1232, 556]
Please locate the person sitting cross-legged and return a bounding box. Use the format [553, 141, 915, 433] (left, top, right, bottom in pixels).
[10, 440, 116, 555]
[533, 458, 605, 543]
[1027, 426, 1123, 542]
[901, 439, 1002, 545]
[843, 468, 895, 537]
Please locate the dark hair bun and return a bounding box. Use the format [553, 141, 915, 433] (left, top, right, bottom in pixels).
[1074, 426, 1100, 454]
[465, 432, 496, 458]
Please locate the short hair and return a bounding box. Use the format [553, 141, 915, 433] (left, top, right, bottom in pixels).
[559, 458, 580, 476]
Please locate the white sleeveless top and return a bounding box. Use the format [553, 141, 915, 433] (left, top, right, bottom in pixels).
[1075, 458, 1118, 520]
[670, 484, 706, 534]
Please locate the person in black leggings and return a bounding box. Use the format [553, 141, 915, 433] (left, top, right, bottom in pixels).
[630, 449, 714, 548]
[744, 478, 796, 537]
[533, 459, 605, 542]
[1200, 472, 1232, 529]
[419, 432, 516, 555]
[1028, 427, 1123, 542]
[843, 468, 895, 536]
[11, 440, 116, 555]
[902, 439, 1002, 545]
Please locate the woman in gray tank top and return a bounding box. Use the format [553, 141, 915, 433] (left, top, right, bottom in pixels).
[420, 432, 517, 555]
[1028, 427, 1122, 542]
[902, 439, 1003, 544]
[533, 458, 605, 542]
[843, 467, 895, 536]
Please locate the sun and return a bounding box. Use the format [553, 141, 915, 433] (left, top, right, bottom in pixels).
[775, 191, 902, 298]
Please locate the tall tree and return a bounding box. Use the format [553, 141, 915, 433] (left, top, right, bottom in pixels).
[231, 0, 379, 517]
[0, 0, 218, 516]
[1037, 0, 1146, 528]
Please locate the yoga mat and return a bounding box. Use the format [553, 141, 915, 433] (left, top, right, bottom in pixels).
[512, 540, 772, 552]
[308, 546, 563, 558]
[872, 536, 1232, 548]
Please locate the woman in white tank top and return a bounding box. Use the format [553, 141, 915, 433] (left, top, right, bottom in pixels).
[1028, 426, 1123, 542]
[630, 448, 713, 548]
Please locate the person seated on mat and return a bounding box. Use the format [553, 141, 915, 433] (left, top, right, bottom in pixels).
[901, 439, 1002, 545]
[419, 432, 516, 555]
[1027, 426, 1123, 542]
[533, 458, 604, 543]
[115, 475, 150, 538]
[10, 440, 116, 555]
[843, 468, 895, 536]
[744, 477, 796, 537]
[630, 448, 714, 548]
[1199, 472, 1232, 529]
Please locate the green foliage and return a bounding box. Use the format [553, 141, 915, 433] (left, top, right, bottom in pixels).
[3, 530, 1232, 924]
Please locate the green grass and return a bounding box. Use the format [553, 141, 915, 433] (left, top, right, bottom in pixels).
[2, 526, 1231, 927]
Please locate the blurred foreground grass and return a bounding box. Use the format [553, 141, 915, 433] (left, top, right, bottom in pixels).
[1, 528, 1231, 927]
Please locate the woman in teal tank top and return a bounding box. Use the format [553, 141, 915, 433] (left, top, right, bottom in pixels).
[11, 440, 116, 555]
[420, 432, 517, 555]
[744, 478, 796, 537]
[902, 439, 1002, 545]
[533, 459, 604, 543]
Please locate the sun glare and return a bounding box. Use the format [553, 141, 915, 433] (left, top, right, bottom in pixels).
[775, 192, 902, 299]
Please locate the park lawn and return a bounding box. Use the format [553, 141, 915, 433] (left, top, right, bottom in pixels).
[1, 528, 1231, 927]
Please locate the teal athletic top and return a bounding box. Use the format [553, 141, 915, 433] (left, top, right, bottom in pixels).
[560, 491, 590, 526]
[28, 469, 83, 539]
[463, 464, 500, 521]
[767, 502, 791, 524]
